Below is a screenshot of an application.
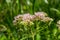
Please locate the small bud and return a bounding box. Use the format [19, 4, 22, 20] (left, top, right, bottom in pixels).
[29, 21, 34, 26]
[20, 21, 28, 26]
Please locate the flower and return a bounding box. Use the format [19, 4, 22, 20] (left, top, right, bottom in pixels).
[22, 13, 32, 21]
[30, 15, 36, 21]
[13, 12, 53, 26]
[13, 14, 23, 25]
[35, 12, 47, 20]
[14, 14, 23, 20]
[35, 12, 47, 17]
[41, 17, 53, 22]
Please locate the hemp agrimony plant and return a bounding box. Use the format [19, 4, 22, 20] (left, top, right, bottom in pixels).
[13, 12, 53, 40]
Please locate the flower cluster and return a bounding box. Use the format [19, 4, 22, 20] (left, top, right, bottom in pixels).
[35, 12, 53, 22]
[13, 12, 53, 25]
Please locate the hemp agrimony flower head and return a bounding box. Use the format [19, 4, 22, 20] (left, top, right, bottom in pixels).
[30, 15, 36, 21]
[21, 13, 34, 26]
[22, 13, 36, 21]
[34, 12, 53, 22]
[13, 14, 23, 25]
[22, 13, 31, 21]
[13, 13, 34, 26]
[13, 12, 53, 26]
[14, 14, 23, 20]
[41, 17, 53, 22]
[35, 12, 48, 20]
[35, 12, 47, 17]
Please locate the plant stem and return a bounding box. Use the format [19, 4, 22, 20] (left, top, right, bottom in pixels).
[31, 28, 35, 40]
[32, 35, 34, 40]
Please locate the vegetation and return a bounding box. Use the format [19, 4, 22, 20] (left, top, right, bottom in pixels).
[0, 0, 60, 40]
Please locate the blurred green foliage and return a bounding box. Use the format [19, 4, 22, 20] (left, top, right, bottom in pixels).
[0, 0, 60, 40]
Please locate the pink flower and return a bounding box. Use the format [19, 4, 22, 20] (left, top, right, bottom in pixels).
[14, 14, 23, 20]
[41, 17, 53, 22]
[22, 13, 36, 21]
[35, 12, 47, 20]
[35, 12, 47, 17]
[22, 13, 31, 21]
[30, 15, 36, 21]
[14, 14, 23, 22]
[13, 12, 53, 25]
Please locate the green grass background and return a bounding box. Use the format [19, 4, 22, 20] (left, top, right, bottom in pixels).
[0, 0, 60, 40]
